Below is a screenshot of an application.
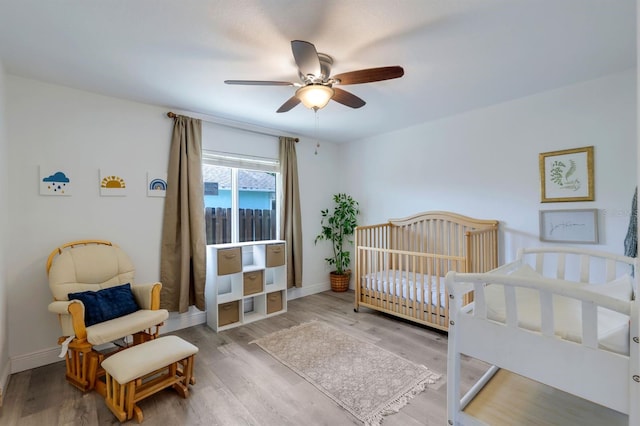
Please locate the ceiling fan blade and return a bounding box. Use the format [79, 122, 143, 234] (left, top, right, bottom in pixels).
[332, 66, 404, 85]
[276, 96, 301, 113]
[331, 88, 366, 109]
[224, 80, 294, 86]
[291, 40, 321, 77]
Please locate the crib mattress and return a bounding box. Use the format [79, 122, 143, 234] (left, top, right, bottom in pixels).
[484, 266, 630, 355]
[361, 270, 447, 308]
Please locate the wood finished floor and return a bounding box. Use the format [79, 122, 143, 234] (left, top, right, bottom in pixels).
[0, 291, 626, 425]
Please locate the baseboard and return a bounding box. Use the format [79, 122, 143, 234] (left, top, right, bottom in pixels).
[11, 346, 62, 374]
[160, 307, 207, 334]
[287, 281, 331, 300]
[0, 359, 10, 407]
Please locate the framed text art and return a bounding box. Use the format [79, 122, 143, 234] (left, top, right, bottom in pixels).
[539, 209, 598, 244]
[539, 146, 594, 202]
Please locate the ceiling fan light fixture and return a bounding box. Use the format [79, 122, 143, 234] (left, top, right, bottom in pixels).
[296, 84, 334, 110]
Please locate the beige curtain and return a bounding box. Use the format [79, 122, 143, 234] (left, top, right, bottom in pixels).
[160, 115, 206, 313]
[279, 137, 303, 288]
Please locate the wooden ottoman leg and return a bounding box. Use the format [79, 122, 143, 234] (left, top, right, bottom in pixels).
[184, 355, 196, 386]
[125, 381, 136, 421]
[179, 356, 197, 386]
[133, 405, 144, 424]
[172, 361, 189, 398]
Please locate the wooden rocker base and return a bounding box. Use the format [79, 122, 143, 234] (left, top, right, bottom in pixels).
[58, 329, 160, 396]
[101, 335, 198, 423]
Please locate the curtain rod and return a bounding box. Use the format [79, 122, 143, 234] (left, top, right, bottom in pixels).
[167, 111, 299, 142]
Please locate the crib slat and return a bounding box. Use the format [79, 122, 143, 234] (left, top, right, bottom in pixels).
[605, 259, 616, 282]
[582, 301, 598, 349]
[557, 253, 566, 279]
[540, 290, 554, 337]
[504, 285, 518, 328]
[580, 254, 590, 282]
[368, 232, 374, 302]
[386, 251, 393, 311]
[435, 253, 442, 321]
[535, 253, 544, 274]
[425, 258, 431, 324]
[474, 282, 486, 319]
[415, 256, 421, 321]
[407, 254, 412, 318]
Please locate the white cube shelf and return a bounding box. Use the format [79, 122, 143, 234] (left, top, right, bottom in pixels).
[205, 240, 287, 332]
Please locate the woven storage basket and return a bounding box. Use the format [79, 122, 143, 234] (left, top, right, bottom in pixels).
[330, 271, 351, 292]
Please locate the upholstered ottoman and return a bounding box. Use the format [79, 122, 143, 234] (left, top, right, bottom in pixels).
[101, 335, 198, 423]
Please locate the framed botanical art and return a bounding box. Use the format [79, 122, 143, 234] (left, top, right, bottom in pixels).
[539, 209, 598, 244]
[539, 146, 594, 202]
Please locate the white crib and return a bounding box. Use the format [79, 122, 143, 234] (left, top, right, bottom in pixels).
[446, 247, 639, 425]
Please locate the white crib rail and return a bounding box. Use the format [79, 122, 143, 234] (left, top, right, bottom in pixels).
[518, 246, 635, 284]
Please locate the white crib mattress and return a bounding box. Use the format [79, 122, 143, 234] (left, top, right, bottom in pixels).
[362, 270, 447, 308]
[484, 266, 631, 355]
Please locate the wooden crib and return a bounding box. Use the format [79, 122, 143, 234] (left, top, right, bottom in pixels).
[354, 211, 499, 331]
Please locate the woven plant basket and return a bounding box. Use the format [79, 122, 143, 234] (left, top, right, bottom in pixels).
[330, 270, 351, 292]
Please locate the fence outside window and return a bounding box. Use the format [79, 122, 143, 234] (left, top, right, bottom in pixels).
[205, 207, 277, 244]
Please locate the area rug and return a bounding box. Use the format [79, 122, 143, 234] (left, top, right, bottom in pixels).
[250, 321, 441, 426]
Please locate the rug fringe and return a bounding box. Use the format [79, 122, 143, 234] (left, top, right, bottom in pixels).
[363, 371, 441, 426]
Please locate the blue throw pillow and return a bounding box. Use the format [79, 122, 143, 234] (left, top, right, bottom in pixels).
[68, 283, 139, 327]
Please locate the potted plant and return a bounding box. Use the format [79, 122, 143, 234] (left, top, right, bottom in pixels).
[315, 193, 360, 292]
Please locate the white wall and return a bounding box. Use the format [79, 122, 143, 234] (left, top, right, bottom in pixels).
[5, 76, 341, 372]
[341, 70, 637, 263]
[0, 61, 10, 403]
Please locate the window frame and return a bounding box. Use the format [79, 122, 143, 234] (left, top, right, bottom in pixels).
[202, 150, 281, 244]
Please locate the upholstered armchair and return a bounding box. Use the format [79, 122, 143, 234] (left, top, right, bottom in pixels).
[47, 240, 168, 394]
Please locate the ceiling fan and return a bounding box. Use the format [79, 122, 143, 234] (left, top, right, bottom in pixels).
[224, 40, 404, 113]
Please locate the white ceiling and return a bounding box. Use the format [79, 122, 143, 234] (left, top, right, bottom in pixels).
[0, 0, 635, 143]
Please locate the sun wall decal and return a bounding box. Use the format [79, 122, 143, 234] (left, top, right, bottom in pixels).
[101, 176, 126, 189]
[99, 170, 128, 196]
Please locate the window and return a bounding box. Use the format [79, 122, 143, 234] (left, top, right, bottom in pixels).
[203, 151, 280, 244]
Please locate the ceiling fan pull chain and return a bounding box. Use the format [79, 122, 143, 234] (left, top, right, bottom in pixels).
[314, 109, 320, 155]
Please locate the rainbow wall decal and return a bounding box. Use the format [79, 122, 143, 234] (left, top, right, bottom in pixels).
[147, 172, 167, 197]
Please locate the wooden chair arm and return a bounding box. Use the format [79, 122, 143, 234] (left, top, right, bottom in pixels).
[48, 300, 87, 340]
[67, 302, 87, 340]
